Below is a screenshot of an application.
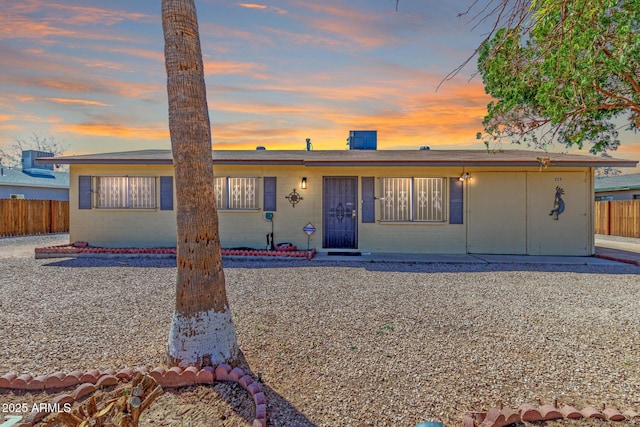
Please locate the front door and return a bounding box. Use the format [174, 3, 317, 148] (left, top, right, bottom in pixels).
[323, 177, 358, 249]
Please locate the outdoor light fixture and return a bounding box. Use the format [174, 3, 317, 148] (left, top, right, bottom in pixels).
[301, 177, 307, 189]
[459, 172, 472, 181]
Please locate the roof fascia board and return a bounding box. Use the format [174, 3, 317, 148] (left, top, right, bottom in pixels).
[0, 182, 68, 189]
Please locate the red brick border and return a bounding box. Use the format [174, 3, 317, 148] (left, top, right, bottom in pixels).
[4, 367, 640, 426]
[463, 403, 640, 427]
[35, 242, 316, 260]
[1, 365, 266, 427]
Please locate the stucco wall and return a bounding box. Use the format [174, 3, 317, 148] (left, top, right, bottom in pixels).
[68, 163, 594, 255]
[466, 168, 592, 255]
[69, 165, 177, 247]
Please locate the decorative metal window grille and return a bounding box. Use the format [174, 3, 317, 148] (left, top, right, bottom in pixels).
[414, 178, 443, 221]
[381, 178, 411, 221]
[380, 177, 446, 222]
[214, 177, 259, 209]
[94, 176, 156, 209]
[214, 177, 227, 209]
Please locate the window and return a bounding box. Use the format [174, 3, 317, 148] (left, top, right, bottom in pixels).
[214, 177, 259, 209]
[94, 176, 157, 209]
[380, 177, 445, 222]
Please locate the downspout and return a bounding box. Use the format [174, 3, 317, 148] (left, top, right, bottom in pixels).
[464, 169, 470, 254]
[588, 167, 595, 255]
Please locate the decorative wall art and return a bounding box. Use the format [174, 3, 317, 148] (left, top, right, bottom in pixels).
[285, 189, 303, 207]
[549, 186, 565, 220]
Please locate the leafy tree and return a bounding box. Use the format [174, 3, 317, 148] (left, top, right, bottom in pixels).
[162, 0, 239, 367]
[473, 0, 640, 154]
[0, 133, 66, 168]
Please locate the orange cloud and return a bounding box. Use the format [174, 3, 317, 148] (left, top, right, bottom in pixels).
[239, 3, 267, 10]
[204, 75, 493, 150]
[287, 1, 398, 49]
[0, 15, 76, 40]
[211, 100, 309, 116]
[3, 76, 162, 100]
[91, 46, 165, 63]
[0, 124, 20, 132]
[199, 23, 276, 52]
[238, 3, 287, 14]
[43, 98, 112, 107]
[2, 2, 152, 43]
[54, 123, 169, 140]
[203, 60, 269, 79]
[263, 27, 354, 51]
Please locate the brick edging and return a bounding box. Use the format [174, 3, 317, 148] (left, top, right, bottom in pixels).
[1, 365, 266, 427]
[594, 252, 640, 266]
[463, 403, 640, 427]
[35, 242, 316, 260]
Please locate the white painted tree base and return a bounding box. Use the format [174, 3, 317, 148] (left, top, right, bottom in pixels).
[167, 307, 239, 367]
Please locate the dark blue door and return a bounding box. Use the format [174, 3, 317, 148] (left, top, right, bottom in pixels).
[323, 177, 358, 249]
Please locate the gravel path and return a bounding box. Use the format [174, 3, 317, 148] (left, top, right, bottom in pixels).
[1, 234, 640, 426]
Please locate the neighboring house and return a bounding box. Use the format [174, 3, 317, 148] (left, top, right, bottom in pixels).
[41, 142, 637, 256]
[594, 173, 640, 200]
[0, 150, 69, 200]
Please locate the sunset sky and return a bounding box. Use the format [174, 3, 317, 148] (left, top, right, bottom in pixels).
[1, 0, 638, 170]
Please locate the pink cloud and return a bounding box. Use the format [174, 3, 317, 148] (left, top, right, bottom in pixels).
[203, 60, 269, 79]
[238, 3, 287, 14]
[1, 1, 152, 43]
[43, 97, 112, 107]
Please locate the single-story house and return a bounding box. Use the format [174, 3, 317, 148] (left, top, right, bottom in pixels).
[594, 173, 640, 200]
[0, 150, 69, 200]
[40, 145, 637, 256]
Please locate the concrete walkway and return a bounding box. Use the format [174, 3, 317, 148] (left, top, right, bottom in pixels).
[594, 235, 640, 266]
[313, 252, 626, 265]
[312, 235, 640, 266]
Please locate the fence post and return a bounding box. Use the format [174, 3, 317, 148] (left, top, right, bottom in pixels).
[606, 200, 611, 236]
[50, 199, 54, 233]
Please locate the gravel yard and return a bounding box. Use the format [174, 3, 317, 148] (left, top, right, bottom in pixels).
[1, 234, 640, 426]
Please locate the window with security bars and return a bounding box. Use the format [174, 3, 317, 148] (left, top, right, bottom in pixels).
[94, 176, 157, 209]
[380, 177, 445, 222]
[214, 177, 259, 209]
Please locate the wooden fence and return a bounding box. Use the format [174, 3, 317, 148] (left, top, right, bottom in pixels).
[0, 199, 69, 237]
[595, 200, 640, 238]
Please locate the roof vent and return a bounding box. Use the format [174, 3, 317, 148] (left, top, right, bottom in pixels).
[256, 146, 266, 150]
[419, 146, 430, 150]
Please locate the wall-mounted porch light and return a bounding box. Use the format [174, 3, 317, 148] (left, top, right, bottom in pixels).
[459, 172, 472, 181]
[301, 177, 307, 189]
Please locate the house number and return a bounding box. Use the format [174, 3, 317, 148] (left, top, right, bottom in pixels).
[554, 177, 562, 182]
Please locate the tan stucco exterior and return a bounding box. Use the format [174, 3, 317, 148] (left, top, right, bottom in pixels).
[467, 169, 592, 255]
[68, 162, 597, 256]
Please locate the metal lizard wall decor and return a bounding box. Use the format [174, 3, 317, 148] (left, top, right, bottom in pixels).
[549, 186, 565, 220]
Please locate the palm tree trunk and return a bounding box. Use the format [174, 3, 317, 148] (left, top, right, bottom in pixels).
[162, 0, 238, 367]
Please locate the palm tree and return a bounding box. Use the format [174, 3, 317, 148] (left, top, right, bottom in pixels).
[162, 0, 238, 367]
